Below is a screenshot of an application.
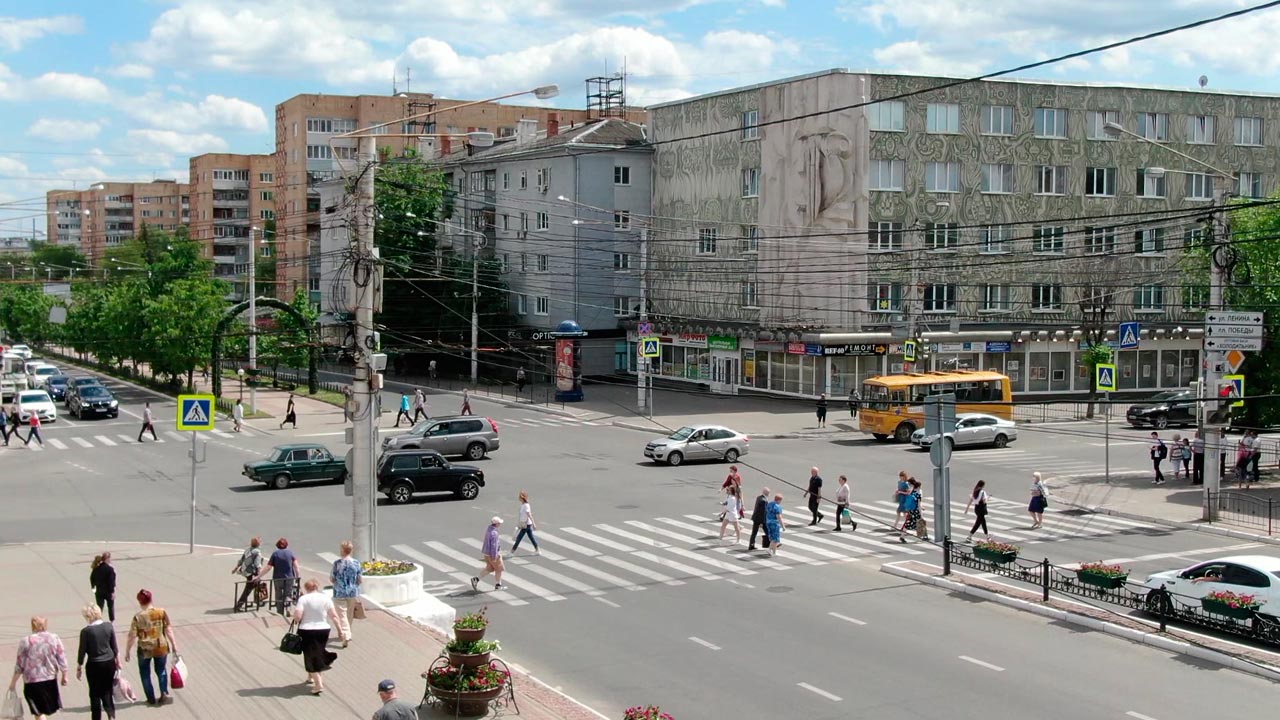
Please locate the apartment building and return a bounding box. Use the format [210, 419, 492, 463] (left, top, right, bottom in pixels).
[47, 180, 190, 265]
[188, 153, 276, 297]
[646, 69, 1280, 397]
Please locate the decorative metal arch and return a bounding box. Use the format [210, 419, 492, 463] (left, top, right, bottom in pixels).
[210, 297, 318, 398]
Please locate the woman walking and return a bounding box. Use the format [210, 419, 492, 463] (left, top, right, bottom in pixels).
[1179, 437, 1193, 481]
[7, 616, 68, 719]
[963, 480, 990, 542]
[510, 491, 540, 555]
[329, 542, 362, 647]
[292, 579, 342, 695]
[834, 475, 855, 531]
[232, 537, 264, 612]
[89, 553, 117, 622]
[1028, 472, 1049, 529]
[23, 410, 43, 447]
[279, 393, 297, 430]
[124, 589, 177, 707]
[893, 471, 911, 526]
[815, 393, 828, 428]
[899, 479, 924, 543]
[255, 538, 300, 615]
[721, 466, 743, 519]
[719, 486, 742, 543]
[76, 604, 118, 720]
[764, 493, 786, 556]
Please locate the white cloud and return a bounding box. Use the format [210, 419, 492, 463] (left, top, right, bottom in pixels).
[124, 129, 229, 156]
[107, 63, 154, 79]
[0, 14, 83, 52]
[119, 93, 268, 134]
[872, 40, 986, 76]
[29, 72, 111, 103]
[26, 118, 103, 141]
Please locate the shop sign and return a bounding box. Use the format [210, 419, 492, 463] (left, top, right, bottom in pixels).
[674, 333, 708, 348]
[936, 342, 975, 353]
[984, 341, 1012, 353]
[707, 335, 739, 351]
[786, 342, 807, 355]
[822, 343, 889, 356]
[805, 343, 824, 356]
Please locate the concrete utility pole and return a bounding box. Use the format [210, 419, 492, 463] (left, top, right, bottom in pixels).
[637, 227, 650, 416]
[1203, 199, 1232, 508]
[351, 134, 378, 559]
[248, 226, 258, 415]
[471, 232, 481, 384]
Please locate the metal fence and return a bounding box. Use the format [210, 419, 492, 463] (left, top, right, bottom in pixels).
[1207, 491, 1278, 535]
[1011, 401, 1097, 424]
[232, 577, 299, 614]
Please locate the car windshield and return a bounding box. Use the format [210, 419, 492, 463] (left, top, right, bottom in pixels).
[1146, 391, 1183, 402]
[269, 447, 291, 462]
[47, 377, 67, 386]
[668, 427, 696, 441]
[75, 379, 100, 387]
[19, 392, 48, 403]
[35, 367, 57, 375]
[81, 387, 110, 399]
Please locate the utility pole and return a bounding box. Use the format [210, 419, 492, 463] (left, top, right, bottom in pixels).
[1202, 194, 1232, 514]
[637, 227, 649, 416]
[247, 226, 258, 415]
[351, 134, 378, 559]
[471, 233, 480, 384]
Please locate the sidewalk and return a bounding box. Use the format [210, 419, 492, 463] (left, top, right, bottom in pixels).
[0, 542, 604, 720]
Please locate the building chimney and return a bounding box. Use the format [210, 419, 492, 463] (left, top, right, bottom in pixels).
[418, 137, 438, 159]
[440, 135, 453, 157]
[515, 118, 538, 146]
[547, 112, 560, 137]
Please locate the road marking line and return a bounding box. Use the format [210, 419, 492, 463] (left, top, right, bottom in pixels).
[688, 636, 721, 651]
[1126, 712, 1159, 720]
[116, 434, 135, 444]
[165, 431, 185, 441]
[532, 531, 602, 557]
[560, 527, 638, 553]
[458, 538, 567, 600]
[797, 683, 842, 702]
[510, 561, 606, 597]
[393, 543, 456, 573]
[213, 430, 233, 438]
[624, 521, 771, 573]
[420, 543, 528, 606]
[557, 559, 645, 592]
[298, 431, 345, 437]
[828, 612, 866, 626]
[318, 552, 340, 563]
[958, 655, 1004, 672]
[594, 597, 621, 608]
[595, 554, 685, 587]
[78, 437, 99, 447]
[783, 508, 925, 555]
[47, 438, 68, 450]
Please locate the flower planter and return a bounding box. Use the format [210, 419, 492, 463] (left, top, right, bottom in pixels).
[429, 683, 505, 716]
[974, 547, 1017, 565]
[360, 564, 422, 607]
[447, 650, 492, 668]
[1202, 598, 1257, 620]
[1076, 571, 1128, 590]
[453, 626, 486, 642]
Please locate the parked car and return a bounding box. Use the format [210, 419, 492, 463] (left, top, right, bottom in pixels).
[43, 374, 68, 401]
[381, 415, 500, 460]
[15, 389, 57, 423]
[242, 444, 347, 490]
[68, 385, 119, 419]
[910, 413, 1018, 450]
[1141, 555, 1280, 619]
[1126, 390, 1197, 429]
[377, 449, 485, 504]
[644, 424, 750, 466]
[63, 376, 103, 407]
[26, 364, 60, 388]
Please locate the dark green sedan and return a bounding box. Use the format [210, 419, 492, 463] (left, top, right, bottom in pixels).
[243, 444, 346, 489]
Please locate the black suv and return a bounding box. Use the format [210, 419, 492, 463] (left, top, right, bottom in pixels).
[64, 376, 103, 408]
[377, 449, 485, 504]
[1126, 390, 1196, 429]
[69, 385, 119, 419]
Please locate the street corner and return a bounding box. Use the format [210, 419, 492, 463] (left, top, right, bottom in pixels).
[1047, 472, 1207, 525]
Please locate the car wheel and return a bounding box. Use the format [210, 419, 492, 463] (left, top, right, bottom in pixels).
[893, 423, 915, 443]
[666, 451, 684, 467]
[724, 448, 740, 463]
[390, 482, 414, 504]
[944, 437, 955, 452]
[456, 479, 481, 500]
[1144, 590, 1173, 616]
[466, 442, 486, 461]
[1152, 414, 1169, 430]
[271, 474, 291, 490]
[872, 433, 889, 441]
[993, 434, 1009, 449]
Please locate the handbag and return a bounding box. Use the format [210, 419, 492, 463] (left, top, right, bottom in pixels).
[169, 655, 188, 689]
[254, 581, 269, 604]
[279, 621, 304, 655]
[352, 599, 367, 620]
[1, 689, 23, 719]
[113, 670, 138, 703]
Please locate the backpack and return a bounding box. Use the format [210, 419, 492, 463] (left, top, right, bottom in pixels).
[1156, 442, 1168, 460]
[235, 548, 262, 578]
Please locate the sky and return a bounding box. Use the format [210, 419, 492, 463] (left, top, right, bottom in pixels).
[4, 0, 1280, 235]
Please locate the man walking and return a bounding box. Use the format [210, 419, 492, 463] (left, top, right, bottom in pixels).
[1248, 430, 1263, 486]
[0, 404, 8, 446]
[411, 388, 428, 423]
[1149, 431, 1167, 485]
[394, 392, 412, 427]
[1192, 431, 1205, 485]
[232, 398, 244, 432]
[516, 367, 527, 395]
[460, 388, 472, 415]
[471, 516, 506, 592]
[848, 390, 860, 418]
[805, 466, 824, 526]
[138, 401, 158, 442]
[815, 393, 828, 428]
[748, 486, 771, 551]
[372, 679, 417, 720]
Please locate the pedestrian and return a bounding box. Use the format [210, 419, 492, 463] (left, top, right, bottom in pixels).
[89, 553, 116, 622]
[964, 480, 990, 541]
[848, 389, 860, 418]
[1192, 431, 1205, 485]
[330, 541, 363, 648]
[411, 388, 428, 423]
[0, 402, 9, 445]
[748, 486, 771, 551]
[1178, 437, 1193, 480]
[471, 517, 506, 591]
[765, 493, 786, 556]
[428, 359, 438, 380]
[893, 470, 911, 526]
[721, 465, 743, 519]
[372, 678, 418, 720]
[231, 536, 264, 612]
[394, 393, 411, 427]
[279, 393, 297, 430]
[515, 368, 527, 395]
[123, 589, 177, 707]
[1235, 435, 1251, 487]
[834, 475, 856, 531]
[1149, 431, 1167, 485]
[200, 366, 209, 381]
[805, 466, 824, 526]
[898, 478, 925, 543]
[1169, 433, 1182, 479]
[342, 386, 354, 421]
[1028, 471, 1049, 529]
[137, 401, 157, 442]
[510, 492, 540, 555]
[1248, 429, 1263, 486]
[254, 537, 300, 615]
[23, 410, 43, 447]
[460, 388, 472, 415]
[815, 392, 828, 427]
[719, 486, 742, 543]
[293, 579, 342, 695]
[7, 616, 68, 719]
[75, 604, 118, 720]
[233, 398, 244, 432]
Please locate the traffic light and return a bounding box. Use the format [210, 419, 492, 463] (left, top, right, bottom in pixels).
[1206, 380, 1236, 425]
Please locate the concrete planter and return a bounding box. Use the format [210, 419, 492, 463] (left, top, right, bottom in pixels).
[361, 564, 422, 607]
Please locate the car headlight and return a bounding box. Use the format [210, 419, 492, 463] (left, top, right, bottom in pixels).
[109, 400, 118, 407]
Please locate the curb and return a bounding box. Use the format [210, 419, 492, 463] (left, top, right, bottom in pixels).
[609, 419, 850, 440]
[380, 378, 583, 419]
[881, 561, 1280, 683]
[1053, 498, 1280, 547]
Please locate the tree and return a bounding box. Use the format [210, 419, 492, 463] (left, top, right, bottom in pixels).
[30, 241, 86, 278]
[144, 277, 229, 387]
[0, 285, 55, 344]
[61, 284, 111, 361]
[257, 288, 316, 386]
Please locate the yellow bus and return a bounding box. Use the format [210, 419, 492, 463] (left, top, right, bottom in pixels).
[859, 370, 1013, 443]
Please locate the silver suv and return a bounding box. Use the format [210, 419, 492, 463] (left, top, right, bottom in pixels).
[382, 415, 500, 460]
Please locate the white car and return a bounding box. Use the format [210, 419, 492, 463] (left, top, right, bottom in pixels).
[643, 424, 749, 466]
[26, 364, 60, 388]
[910, 413, 1018, 450]
[15, 389, 57, 423]
[8, 344, 31, 360]
[1141, 555, 1280, 618]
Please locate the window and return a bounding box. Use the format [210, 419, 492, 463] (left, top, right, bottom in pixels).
[259, 172, 274, 183]
[1138, 112, 1169, 141]
[536, 167, 550, 190]
[981, 284, 1012, 312]
[980, 105, 1014, 136]
[519, 212, 529, 232]
[520, 170, 528, 189]
[1239, 172, 1264, 198]
[470, 172, 484, 192]
[1136, 228, 1164, 254]
[1235, 116, 1264, 146]
[305, 145, 332, 159]
[614, 165, 631, 185]
[502, 172, 509, 190]
[1032, 225, 1065, 254]
[1085, 110, 1119, 139]
[1085, 226, 1116, 255]
[614, 252, 632, 271]
[1134, 284, 1165, 311]
[869, 282, 903, 312]
[741, 167, 760, 197]
[1035, 165, 1067, 195]
[1084, 167, 1116, 197]
[923, 284, 957, 312]
[741, 109, 760, 140]
[697, 228, 718, 255]
[1034, 107, 1067, 138]
[925, 222, 959, 251]
[260, 209, 275, 220]
[502, 214, 510, 231]
[307, 118, 332, 133]
[1184, 226, 1208, 249]
[926, 103, 960, 133]
[537, 254, 549, 272]
[741, 225, 759, 253]
[534, 296, 549, 315]
[1137, 169, 1166, 198]
[925, 162, 960, 193]
[1185, 173, 1214, 200]
[259, 190, 274, 201]
[1081, 285, 1110, 310]
[868, 101, 905, 131]
[741, 280, 759, 307]
[500, 253, 509, 273]
[980, 226, 1012, 254]
[520, 253, 528, 272]
[536, 212, 549, 231]
[614, 210, 631, 230]
[1032, 284, 1063, 311]
[1183, 284, 1209, 310]
[614, 296, 632, 317]
[212, 169, 249, 181]
[332, 145, 357, 160]
[869, 221, 903, 252]
[1187, 115, 1215, 144]
[870, 159, 905, 191]
[980, 163, 1014, 193]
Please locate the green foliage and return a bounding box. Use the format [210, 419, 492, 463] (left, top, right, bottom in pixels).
[0, 284, 56, 343]
[143, 278, 228, 381]
[30, 241, 86, 277]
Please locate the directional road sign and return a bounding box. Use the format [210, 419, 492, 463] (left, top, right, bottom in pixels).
[1205, 336, 1264, 352]
[1205, 311, 1264, 325]
[1206, 324, 1264, 338]
[640, 336, 660, 358]
[177, 394, 215, 431]
[1119, 321, 1140, 350]
[1095, 363, 1117, 392]
[1224, 374, 1245, 408]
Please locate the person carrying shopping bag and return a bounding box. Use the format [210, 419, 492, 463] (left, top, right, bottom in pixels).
[329, 542, 363, 648]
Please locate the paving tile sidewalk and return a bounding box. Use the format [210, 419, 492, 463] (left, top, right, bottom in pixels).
[0, 542, 604, 720]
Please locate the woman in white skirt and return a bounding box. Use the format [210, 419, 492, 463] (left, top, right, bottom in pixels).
[719, 486, 742, 543]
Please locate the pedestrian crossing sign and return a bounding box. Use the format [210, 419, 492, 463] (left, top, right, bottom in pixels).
[640, 337, 660, 358]
[177, 394, 215, 431]
[1225, 374, 1245, 408]
[902, 339, 917, 362]
[1095, 363, 1117, 392]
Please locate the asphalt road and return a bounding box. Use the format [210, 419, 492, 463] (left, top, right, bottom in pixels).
[7, 360, 1279, 718]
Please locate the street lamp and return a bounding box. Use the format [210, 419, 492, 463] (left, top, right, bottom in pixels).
[414, 215, 487, 384]
[245, 226, 263, 416]
[237, 368, 245, 402]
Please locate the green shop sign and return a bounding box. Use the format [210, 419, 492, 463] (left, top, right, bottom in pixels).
[707, 335, 739, 351]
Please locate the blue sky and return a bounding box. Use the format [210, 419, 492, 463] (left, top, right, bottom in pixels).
[4, 0, 1280, 234]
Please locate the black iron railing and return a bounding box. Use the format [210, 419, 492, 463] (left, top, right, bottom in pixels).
[1207, 491, 1276, 535]
[233, 577, 299, 614]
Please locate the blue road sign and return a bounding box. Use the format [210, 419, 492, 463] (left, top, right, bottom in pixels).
[177, 394, 215, 431]
[1119, 321, 1140, 350]
[1095, 363, 1117, 392]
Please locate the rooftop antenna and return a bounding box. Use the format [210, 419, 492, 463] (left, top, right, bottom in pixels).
[406, 67, 411, 95]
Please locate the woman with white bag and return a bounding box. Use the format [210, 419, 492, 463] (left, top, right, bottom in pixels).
[718, 486, 742, 544]
[7, 615, 68, 719]
[75, 605, 119, 720]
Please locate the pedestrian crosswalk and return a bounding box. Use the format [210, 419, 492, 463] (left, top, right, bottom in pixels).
[948, 448, 1147, 476]
[497, 415, 599, 428]
[336, 501, 1166, 607]
[2, 425, 266, 452]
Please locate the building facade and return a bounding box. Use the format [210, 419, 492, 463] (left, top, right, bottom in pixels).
[647, 69, 1280, 397]
[46, 180, 191, 265]
[188, 153, 276, 298]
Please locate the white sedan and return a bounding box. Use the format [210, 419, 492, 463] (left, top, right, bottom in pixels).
[1141, 555, 1280, 617]
[15, 389, 57, 423]
[910, 413, 1017, 450]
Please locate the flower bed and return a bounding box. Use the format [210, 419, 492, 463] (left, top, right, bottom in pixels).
[446, 639, 501, 668]
[359, 561, 421, 607]
[624, 706, 675, 720]
[1202, 590, 1261, 620]
[453, 608, 489, 642]
[362, 559, 416, 576]
[426, 662, 511, 716]
[1075, 562, 1129, 590]
[972, 539, 1019, 565]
